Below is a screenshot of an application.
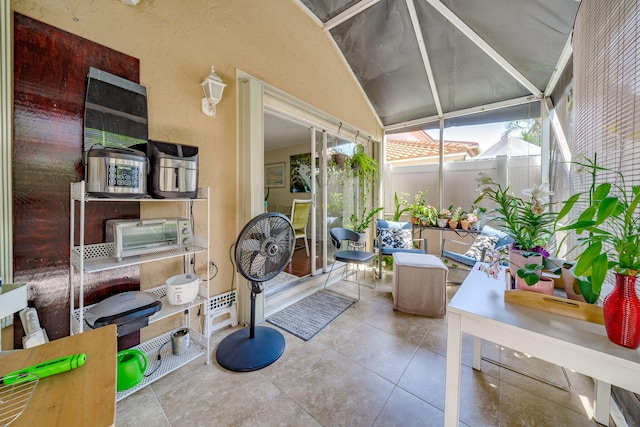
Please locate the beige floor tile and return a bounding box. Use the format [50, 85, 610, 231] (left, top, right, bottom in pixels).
[364, 303, 433, 346]
[237, 393, 321, 427]
[116, 385, 170, 427]
[271, 349, 394, 426]
[260, 332, 332, 383]
[373, 386, 444, 427]
[335, 322, 419, 383]
[397, 347, 447, 409]
[420, 320, 501, 380]
[420, 318, 448, 355]
[496, 348, 596, 416]
[498, 381, 599, 426]
[156, 365, 282, 426]
[148, 353, 212, 399]
[310, 303, 362, 349]
[116, 272, 618, 427]
[459, 366, 501, 426]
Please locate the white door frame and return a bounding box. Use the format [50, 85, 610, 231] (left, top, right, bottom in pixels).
[236, 70, 374, 324]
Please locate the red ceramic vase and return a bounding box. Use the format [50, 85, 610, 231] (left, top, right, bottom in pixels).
[603, 273, 640, 349]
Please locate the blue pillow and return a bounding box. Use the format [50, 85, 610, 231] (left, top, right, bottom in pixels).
[376, 219, 412, 230]
[480, 224, 514, 249]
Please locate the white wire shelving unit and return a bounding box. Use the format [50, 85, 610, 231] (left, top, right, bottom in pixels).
[69, 181, 211, 400]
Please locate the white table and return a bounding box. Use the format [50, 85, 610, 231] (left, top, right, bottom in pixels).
[445, 264, 640, 426]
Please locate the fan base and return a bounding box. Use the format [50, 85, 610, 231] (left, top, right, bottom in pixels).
[216, 326, 285, 372]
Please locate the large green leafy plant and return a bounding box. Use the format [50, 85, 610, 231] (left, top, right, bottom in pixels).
[556, 156, 640, 303]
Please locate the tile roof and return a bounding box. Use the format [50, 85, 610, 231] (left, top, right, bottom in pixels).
[385, 131, 479, 163]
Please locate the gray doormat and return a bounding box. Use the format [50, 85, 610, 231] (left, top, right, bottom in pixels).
[266, 290, 354, 341]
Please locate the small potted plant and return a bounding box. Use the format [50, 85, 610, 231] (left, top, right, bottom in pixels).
[349, 206, 384, 235]
[449, 207, 462, 229]
[480, 249, 552, 294]
[409, 190, 427, 225]
[460, 212, 477, 230]
[437, 207, 451, 228]
[515, 262, 554, 295]
[418, 207, 430, 227]
[419, 205, 438, 226]
[470, 205, 487, 230]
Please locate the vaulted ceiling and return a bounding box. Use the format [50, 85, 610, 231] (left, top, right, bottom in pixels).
[296, 0, 580, 131]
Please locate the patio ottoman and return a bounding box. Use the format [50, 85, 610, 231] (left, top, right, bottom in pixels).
[392, 253, 448, 317]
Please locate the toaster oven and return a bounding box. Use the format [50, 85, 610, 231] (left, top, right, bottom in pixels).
[105, 218, 193, 259]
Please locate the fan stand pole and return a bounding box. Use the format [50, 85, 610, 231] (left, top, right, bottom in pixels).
[249, 291, 256, 339]
[216, 212, 292, 372]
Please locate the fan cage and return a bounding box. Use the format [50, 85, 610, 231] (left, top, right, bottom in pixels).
[235, 213, 294, 283]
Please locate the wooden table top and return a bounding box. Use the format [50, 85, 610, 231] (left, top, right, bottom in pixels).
[0, 325, 117, 427]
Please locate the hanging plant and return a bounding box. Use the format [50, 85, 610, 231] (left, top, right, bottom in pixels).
[348, 143, 378, 192]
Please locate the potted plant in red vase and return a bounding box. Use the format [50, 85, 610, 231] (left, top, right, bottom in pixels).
[556, 155, 640, 349]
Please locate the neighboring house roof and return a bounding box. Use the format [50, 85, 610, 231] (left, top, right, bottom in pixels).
[385, 131, 480, 164]
[474, 136, 541, 159]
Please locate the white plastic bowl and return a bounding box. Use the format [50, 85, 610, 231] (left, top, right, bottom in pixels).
[165, 274, 201, 305]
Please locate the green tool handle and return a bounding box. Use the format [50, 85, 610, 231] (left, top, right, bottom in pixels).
[1, 353, 86, 385]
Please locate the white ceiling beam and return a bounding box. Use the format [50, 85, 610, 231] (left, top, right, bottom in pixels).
[384, 95, 538, 132]
[385, 113, 441, 133]
[425, 0, 543, 99]
[406, 0, 443, 117]
[324, 0, 381, 31]
[543, 97, 572, 163]
[545, 31, 573, 96]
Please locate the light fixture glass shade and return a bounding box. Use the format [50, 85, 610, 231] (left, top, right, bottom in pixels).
[200, 65, 226, 117]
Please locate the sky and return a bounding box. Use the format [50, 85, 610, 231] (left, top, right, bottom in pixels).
[425, 122, 509, 151]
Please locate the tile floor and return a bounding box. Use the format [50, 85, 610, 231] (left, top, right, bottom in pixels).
[116, 272, 609, 427]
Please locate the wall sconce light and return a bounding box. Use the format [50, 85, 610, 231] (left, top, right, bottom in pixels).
[200, 65, 226, 117]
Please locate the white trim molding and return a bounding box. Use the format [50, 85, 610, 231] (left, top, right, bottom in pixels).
[1, 0, 13, 283]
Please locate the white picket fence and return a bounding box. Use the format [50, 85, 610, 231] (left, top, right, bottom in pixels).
[383, 155, 542, 218]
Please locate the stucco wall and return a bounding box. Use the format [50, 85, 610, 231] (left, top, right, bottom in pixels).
[10, 0, 382, 297]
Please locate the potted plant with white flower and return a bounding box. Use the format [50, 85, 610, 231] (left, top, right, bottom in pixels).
[474, 173, 557, 282]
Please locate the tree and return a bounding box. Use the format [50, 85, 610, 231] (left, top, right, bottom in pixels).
[502, 118, 542, 146]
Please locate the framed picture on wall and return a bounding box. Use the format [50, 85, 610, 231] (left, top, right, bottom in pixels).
[290, 153, 313, 193]
[265, 162, 286, 188]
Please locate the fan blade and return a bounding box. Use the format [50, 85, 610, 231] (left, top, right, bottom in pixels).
[241, 238, 261, 252]
[265, 254, 286, 274]
[272, 228, 291, 247]
[250, 253, 267, 277]
[262, 219, 271, 239]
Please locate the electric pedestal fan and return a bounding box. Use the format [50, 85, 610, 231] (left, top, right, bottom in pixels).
[216, 212, 295, 372]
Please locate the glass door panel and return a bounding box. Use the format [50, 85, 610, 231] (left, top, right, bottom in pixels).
[324, 133, 358, 264]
